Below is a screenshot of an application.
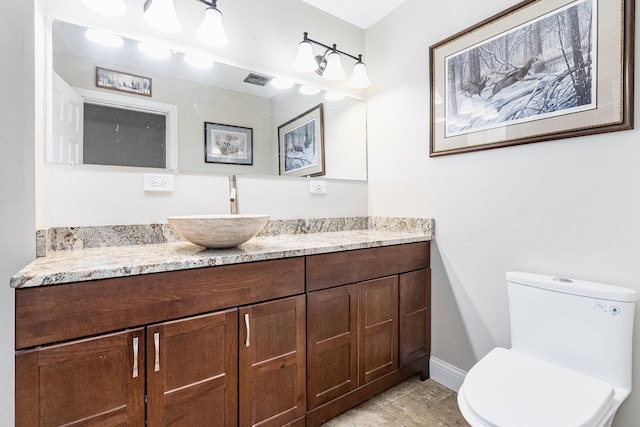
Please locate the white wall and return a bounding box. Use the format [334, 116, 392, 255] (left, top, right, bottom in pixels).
[366, 0, 640, 425]
[0, 1, 36, 424]
[39, 0, 369, 227]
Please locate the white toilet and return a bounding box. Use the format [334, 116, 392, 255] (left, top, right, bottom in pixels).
[457, 272, 638, 427]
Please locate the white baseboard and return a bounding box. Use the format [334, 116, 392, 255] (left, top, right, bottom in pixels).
[429, 357, 467, 392]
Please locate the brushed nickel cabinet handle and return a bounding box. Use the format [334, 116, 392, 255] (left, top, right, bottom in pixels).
[132, 337, 139, 378]
[154, 332, 160, 372]
[244, 313, 250, 347]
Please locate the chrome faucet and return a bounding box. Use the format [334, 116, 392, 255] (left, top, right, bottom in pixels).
[229, 174, 238, 214]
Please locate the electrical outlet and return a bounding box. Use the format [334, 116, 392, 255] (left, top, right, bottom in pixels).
[310, 181, 326, 194]
[144, 174, 174, 192]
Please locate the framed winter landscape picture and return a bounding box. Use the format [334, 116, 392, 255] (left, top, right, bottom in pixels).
[278, 104, 325, 177]
[429, 0, 634, 156]
[204, 122, 253, 165]
[96, 67, 152, 97]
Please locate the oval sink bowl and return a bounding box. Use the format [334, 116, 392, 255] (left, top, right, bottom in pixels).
[167, 214, 269, 248]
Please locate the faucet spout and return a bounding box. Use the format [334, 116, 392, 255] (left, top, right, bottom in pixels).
[229, 174, 238, 214]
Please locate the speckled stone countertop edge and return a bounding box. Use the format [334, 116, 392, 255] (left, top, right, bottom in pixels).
[14, 227, 433, 289]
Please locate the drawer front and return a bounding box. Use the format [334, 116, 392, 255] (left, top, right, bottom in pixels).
[306, 242, 429, 292]
[16, 257, 305, 350]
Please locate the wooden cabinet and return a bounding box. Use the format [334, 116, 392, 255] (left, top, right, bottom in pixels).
[147, 309, 238, 426]
[15, 242, 429, 427]
[15, 258, 305, 427]
[359, 276, 399, 385]
[16, 329, 145, 426]
[307, 276, 400, 410]
[239, 295, 306, 427]
[399, 269, 431, 367]
[305, 242, 430, 426]
[307, 284, 358, 408]
[16, 310, 239, 427]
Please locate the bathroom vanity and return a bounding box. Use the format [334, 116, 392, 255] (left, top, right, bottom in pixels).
[12, 219, 432, 427]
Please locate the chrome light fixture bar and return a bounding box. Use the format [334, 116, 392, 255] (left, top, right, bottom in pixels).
[293, 32, 370, 89]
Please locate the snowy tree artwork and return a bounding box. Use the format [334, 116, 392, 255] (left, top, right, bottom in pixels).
[278, 104, 325, 177]
[444, 0, 596, 137]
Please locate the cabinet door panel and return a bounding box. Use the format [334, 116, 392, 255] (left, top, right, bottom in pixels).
[147, 309, 238, 427]
[16, 329, 145, 427]
[399, 269, 431, 366]
[240, 295, 306, 427]
[307, 284, 358, 409]
[359, 276, 398, 385]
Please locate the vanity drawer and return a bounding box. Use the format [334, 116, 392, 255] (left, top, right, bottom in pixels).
[306, 242, 429, 292]
[16, 257, 305, 350]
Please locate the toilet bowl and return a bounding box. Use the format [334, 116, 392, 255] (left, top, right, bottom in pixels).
[457, 272, 638, 427]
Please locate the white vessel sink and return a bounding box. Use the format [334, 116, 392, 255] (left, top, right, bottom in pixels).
[167, 214, 269, 248]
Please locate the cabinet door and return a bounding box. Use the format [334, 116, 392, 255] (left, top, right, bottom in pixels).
[307, 284, 358, 409]
[359, 276, 399, 385]
[239, 295, 306, 427]
[147, 309, 238, 427]
[399, 269, 431, 366]
[16, 328, 145, 427]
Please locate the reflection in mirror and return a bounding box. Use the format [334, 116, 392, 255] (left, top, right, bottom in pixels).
[49, 20, 367, 181]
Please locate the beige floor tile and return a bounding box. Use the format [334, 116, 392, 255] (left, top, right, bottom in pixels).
[322, 376, 469, 426]
[382, 391, 458, 427]
[370, 375, 422, 406]
[322, 400, 404, 427]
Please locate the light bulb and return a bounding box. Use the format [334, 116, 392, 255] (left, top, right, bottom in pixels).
[137, 41, 172, 59]
[184, 52, 214, 69]
[293, 41, 318, 73]
[143, 0, 181, 33]
[81, 0, 127, 17]
[271, 78, 295, 89]
[299, 85, 320, 95]
[349, 61, 370, 89]
[323, 51, 346, 81]
[85, 29, 123, 47]
[196, 7, 228, 47]
[325, 91, 345, 101]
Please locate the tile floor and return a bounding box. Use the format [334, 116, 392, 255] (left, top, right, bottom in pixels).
[322, 376, 470, 426]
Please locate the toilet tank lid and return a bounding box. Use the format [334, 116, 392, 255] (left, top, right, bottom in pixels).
[506, 272, 638, 302]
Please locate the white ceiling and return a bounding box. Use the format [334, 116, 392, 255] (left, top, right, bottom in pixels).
[300, 0, 407, 29]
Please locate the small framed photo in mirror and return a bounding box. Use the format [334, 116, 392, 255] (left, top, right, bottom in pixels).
[95, 67, 152, 97]
[278, 103, 325, 177]
[204, 122, 253, 165]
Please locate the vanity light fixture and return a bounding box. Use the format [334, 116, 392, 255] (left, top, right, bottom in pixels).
[142, 0, 228, 47]
[293, 32, 370, 89]
[84, 29, 124, 47]
[81, 0, 127, 17]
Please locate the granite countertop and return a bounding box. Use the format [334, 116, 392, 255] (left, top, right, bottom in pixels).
[12, 221, 433, 289]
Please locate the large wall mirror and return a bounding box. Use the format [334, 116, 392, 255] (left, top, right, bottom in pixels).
[47, 19, 368, 181]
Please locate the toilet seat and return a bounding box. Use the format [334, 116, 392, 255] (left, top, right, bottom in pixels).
[460, 348, 614, 427]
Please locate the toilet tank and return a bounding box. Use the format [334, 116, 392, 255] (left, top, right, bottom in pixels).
[506, 272, 638, 390]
